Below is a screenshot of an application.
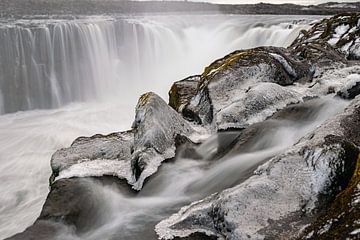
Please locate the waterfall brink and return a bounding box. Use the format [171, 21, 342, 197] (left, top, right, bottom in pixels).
[0, 15, 318, 114]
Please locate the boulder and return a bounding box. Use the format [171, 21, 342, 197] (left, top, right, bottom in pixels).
[50, 92, 194, 191]
[336, 73, 360, 99]
[131, 92, 194, 190]
[177, 47, 313, 128]
[7, 177, 135, 240]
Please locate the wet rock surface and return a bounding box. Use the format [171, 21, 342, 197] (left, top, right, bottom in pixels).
[50, 131, 134, 184]
[7, 177, 135, 240]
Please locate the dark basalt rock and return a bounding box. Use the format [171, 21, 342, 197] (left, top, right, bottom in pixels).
[169, 75, 200, 113]
[7, 177, 135, 240]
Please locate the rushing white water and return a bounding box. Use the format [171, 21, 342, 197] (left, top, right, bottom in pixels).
[0, 14, 322, 239]
[48, 97, 349, 240]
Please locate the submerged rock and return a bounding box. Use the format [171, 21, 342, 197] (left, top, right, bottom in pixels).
[8, 177, 135, 240]
[155, 96, 360, 240]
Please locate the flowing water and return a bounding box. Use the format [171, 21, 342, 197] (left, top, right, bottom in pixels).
[51, 97, 349, 240]
[0, 14, 323, 239]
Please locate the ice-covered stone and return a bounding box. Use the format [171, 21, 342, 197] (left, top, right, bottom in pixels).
[181, 47, 312, 128]
[156, 96, 360, 240]
[215, 82, 302, 130]
[131, 92, 194, 190]
[51, 92, 195, 190]
[337, 73, 360, 99]
[51, 131, 134, 183]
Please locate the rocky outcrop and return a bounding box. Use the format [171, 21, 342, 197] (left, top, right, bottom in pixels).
[174, 47, 313, 130]
[291, 12, 360, 63]
[50, 92, 194, 191]
[156, 96, 360, 240]
[298, 155, 360, 239]
[131, 92, 194, 190]
[169, 75, 200, 113]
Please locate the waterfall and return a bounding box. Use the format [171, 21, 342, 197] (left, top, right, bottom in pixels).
[0, 15, 319, 114]
[0, 14, 322, 239]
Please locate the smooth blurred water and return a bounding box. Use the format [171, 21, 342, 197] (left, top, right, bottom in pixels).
[0, 14, 322, 239]
[49, 97, 348, 240]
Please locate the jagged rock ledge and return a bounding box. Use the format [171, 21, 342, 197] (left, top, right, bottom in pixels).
[7, 12, 360, 240]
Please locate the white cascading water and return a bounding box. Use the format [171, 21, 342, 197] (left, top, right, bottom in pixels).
[52, 97, 349, 240]
[0, 14, 322, 239]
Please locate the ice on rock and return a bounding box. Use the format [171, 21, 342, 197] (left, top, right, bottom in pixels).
[51, 131, 134, 183]
[327, 24, 350, 45]
[51, 92, 194, 190]
[57, 159, 132, 182]
[216, 82, 302, 130]
[183, 47, 312, 130]
[156, 96, 360, 240]
[337, 73, 360, 99]
[131, 92, 194, 190]
[269, 53, 297, 77]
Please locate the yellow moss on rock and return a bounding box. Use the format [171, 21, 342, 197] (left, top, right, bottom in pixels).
[138, 92, 153, 107]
